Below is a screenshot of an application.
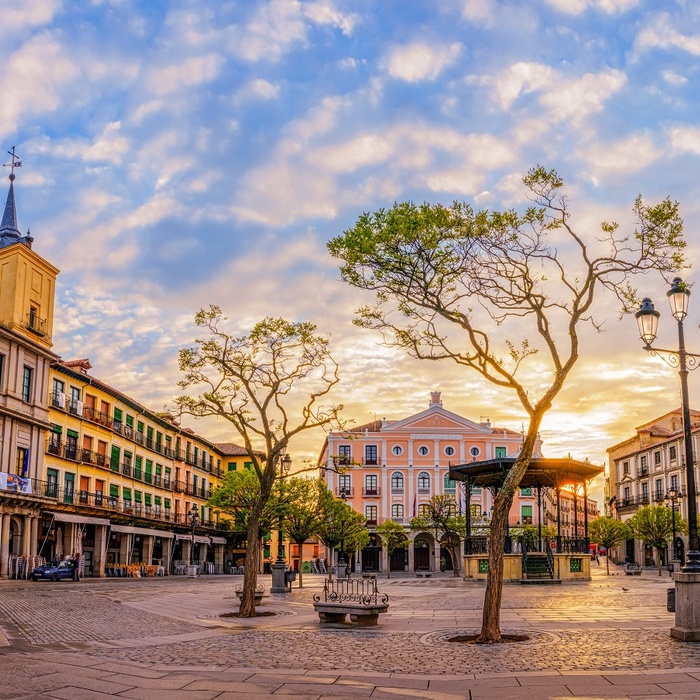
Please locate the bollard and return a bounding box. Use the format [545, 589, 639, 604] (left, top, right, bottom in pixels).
[667, 587, 676, 613]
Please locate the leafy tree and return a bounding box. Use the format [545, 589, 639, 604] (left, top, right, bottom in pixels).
[376, 519, 409, 578]
[284, 478, 334, 588]
[316, 496, 369, 575]
[328, 166, 686, 641]
[409, 495, 465, 577]
[178, 310, 343, 616]
[588, 517, 633, 575]
[629, 505, 687, 576]
[510, 523, 556, 551]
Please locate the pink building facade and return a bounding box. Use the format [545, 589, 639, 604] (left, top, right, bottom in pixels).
[320, 392, 548, 574]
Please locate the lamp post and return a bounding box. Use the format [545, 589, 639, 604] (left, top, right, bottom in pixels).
[270, 452, 292, 593]
[337, 486, 347, 578]
[187, 503, 199, 577]
[635, 277, 700, 640]
[665, 487, 684, 569]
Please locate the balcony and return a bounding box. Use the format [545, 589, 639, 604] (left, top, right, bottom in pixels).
[26, 312, 47, 336]
[391, 487, 404, 495]
[335, 487, 354, 497]
[365, 518, 378, 527]
[362, 487, 380, 497]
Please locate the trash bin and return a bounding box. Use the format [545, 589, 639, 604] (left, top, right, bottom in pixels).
[284, 570, 296, 584]
[667, 587, 676, 613]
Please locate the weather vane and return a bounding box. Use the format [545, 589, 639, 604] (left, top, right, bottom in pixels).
[3, 146, 22, 180]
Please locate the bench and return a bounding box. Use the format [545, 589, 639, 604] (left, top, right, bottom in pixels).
[362, 572, 377, 580]
[235, 582, 266, 604]
[416, 570, 432, 578]
[625, 565, 642, 576]
[313, 577, 389, 627]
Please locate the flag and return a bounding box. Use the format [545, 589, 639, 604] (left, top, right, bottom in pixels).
[22, 448, 29, 477]
[412, 494, 416, 518]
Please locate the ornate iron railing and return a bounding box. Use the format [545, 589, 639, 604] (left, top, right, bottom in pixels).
[313, 576, 388, 607]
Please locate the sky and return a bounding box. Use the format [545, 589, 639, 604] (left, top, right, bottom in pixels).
[4, 0, 700, 501]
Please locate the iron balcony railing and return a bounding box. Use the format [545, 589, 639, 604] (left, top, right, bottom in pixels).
[26, 312, 47, 336]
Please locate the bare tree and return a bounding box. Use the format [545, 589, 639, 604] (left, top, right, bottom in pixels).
[328, 166, 686, 641]
[178, 310, 343, 616]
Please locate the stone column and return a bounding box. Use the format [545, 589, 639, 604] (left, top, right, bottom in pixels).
[30, 516, 39, 556]
[182, 539, 192, 564]
[119, 533, 131, 565]
[381, 545, 388, 574]
[93, 525, 108, 577]
[408, 535, 415, 571]
[200, 543, 208, 565]
[162, 537, 172, 574]
[214, 544, 224, 573]
[142, 535, 155, 565]
[0, 513, 10, 578]
[672, 572, 700, 641]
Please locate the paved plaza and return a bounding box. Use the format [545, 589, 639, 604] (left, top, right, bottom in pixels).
[0, 562, 699, 698]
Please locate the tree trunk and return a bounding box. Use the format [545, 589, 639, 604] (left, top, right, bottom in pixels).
[477, 417, 543, 643]
[239, 516, 262, 617]
[450, 543, 460, 577]
[605, 552, 610, 576]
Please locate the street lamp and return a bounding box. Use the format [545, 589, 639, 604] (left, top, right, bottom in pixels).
[270, 452, 292, 593]
[636, 277, 700, 641]
[337, 485, 347, 578]
[187, 502, 199, 577]
[665, 487, 684, 567]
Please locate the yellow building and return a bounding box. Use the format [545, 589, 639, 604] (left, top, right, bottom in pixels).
[0, 158, 254, 578]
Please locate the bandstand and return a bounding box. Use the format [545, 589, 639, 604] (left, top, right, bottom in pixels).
[448, 457, 603, 583]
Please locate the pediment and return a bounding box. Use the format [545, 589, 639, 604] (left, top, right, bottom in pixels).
[381, 406, 490, 435]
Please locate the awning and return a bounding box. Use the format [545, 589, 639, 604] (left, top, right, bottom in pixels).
[109, 524, 174, 539]
[47, 512, 110, 526]
[174, 533, 211, 544]
[210, 536, 227, 545]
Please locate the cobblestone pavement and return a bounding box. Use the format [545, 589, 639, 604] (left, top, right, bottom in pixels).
[0, 563, 697, 699]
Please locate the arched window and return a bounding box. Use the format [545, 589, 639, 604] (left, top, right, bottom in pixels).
[444, 445, 455, 457]
[391, 472, 404, 490]
[417, 471, 430, 491]
[391, 503, 404, 521]
[470, 446, 481, 457]
[391, 444, 403, 456]
[417, 503, 430, 517]
[418, 445, 429, 456]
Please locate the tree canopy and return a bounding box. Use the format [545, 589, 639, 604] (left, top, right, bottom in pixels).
[629, 505, 687, 576]
[376, 519, 409, 578]
[328, 166, 686, 641]
[588, 516, 633, 575]
[179, 310, 343, 615]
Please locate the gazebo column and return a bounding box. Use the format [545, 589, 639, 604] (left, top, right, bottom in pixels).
[583, 479, 589, 544]
[573, 489, 579, 539]
[556, 487, 562, 553]
[537, 484, 543, 552]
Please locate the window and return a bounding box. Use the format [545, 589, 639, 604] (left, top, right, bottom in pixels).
[444, 445, 455, 457]
[364, 474, 378, 495]
[671, 474, 679, 491]
[417, 471, 430, 492]
[365, 445, 378, 465]
[52, 378, 64, 406]
[444, 475, 456, 491]
[338, 474, 351, 496]
[113, 407, 123, 430]
[495, 446, 507, 459]
[365, 505, 378, 524]
[227, 461, 237, 471]
[418, 503, 430, 517]
[63, 473, 74, 504]
[640, 455, 648, 469]
[69, 386, 81, 414]
[21, 366, 33, 402]
[16, 447, 28, 476]
[110, 446, 120, 472]
[654, 451, 661, 466]
[46, 469, 58, 498]
[391, 445, 403, 456]
[520, 487, 533, 496]
[624, 486, 630, 502]
[48, 427, 61, 454]
[0, 353, 4, 389]
[655, 479, 663, 499]
[391, 504, 404, 521]
[641, 482, 649, 500]
[470, 446, 481, 458]
[623, 461, 629, 475]
[417, 445, 429, 456]
[670, 445, 677, 461]
[391, 472, 404, 491]
[337, 444, 351, 464]
[521, 505, 533, 525]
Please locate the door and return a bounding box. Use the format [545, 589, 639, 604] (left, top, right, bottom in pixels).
[361, 547, 380, 572]
[389, 547, 407, 571]
[414, 540, 430, 570]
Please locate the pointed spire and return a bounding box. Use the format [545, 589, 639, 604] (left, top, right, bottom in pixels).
[0, 147, 31, 249]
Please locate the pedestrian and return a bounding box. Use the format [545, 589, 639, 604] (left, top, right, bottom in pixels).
[71, 553, 80, 581]
[595, 550, 600, 566]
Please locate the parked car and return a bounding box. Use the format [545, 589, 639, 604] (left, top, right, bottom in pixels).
[31, 560, 78, 582]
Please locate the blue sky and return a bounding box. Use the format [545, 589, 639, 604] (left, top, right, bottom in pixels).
[4, 0, 700, 490]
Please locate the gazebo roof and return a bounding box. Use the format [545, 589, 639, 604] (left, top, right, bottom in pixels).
[448, 457, 603, 490]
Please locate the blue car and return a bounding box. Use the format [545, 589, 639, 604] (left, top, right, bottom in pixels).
[31, 560, 78, 582]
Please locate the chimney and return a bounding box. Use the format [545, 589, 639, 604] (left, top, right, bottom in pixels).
[430, 391, 442, 408]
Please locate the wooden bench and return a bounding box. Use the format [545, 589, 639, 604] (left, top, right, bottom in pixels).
[235, 582, 266, 604]
[313, 577, 389, 627]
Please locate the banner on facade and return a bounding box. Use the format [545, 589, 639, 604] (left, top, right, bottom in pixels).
[0, 473, 32, 494]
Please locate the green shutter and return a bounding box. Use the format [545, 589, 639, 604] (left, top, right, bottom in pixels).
[155, 496, 162, 505]
[110, 446, 120, 472]
[164, 498, 171, 509]
[228, 461, 237, 471]
[145, 494, 152, 506]
[137, 421, 144, 434]
[114, 407, 122, 423]
[126, 414, 134, 428]
[67, 429, 79, 438]
[51, 424, 62, 434]
[123, 487, 131, 500]
[109, 484, 119, 497]
[134, 491, 142, 502]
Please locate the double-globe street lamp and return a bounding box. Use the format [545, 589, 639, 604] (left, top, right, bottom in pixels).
[337, 485, 348, 578]
[635, 277, 700, 640]
[187, 502, 199, 577]
[665, 487, 684, 566]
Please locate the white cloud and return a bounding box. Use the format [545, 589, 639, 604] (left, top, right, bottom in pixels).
[0, 32, 78, 138]
[0, 0, 61, 37]
[303, 0, 357, 35]
[578, 133, 662, 178]
[461, 0, 494, 21]
[667, 125, 700, 155]
[146, 54, 225, 95]
[636, 13, 700, 56]
[384, 42, 462, 82]
[661, 69, 688, 86]
[545, 0, 639, 15]
[491, 62, 557, 111]
[234, 79, 280, 102]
